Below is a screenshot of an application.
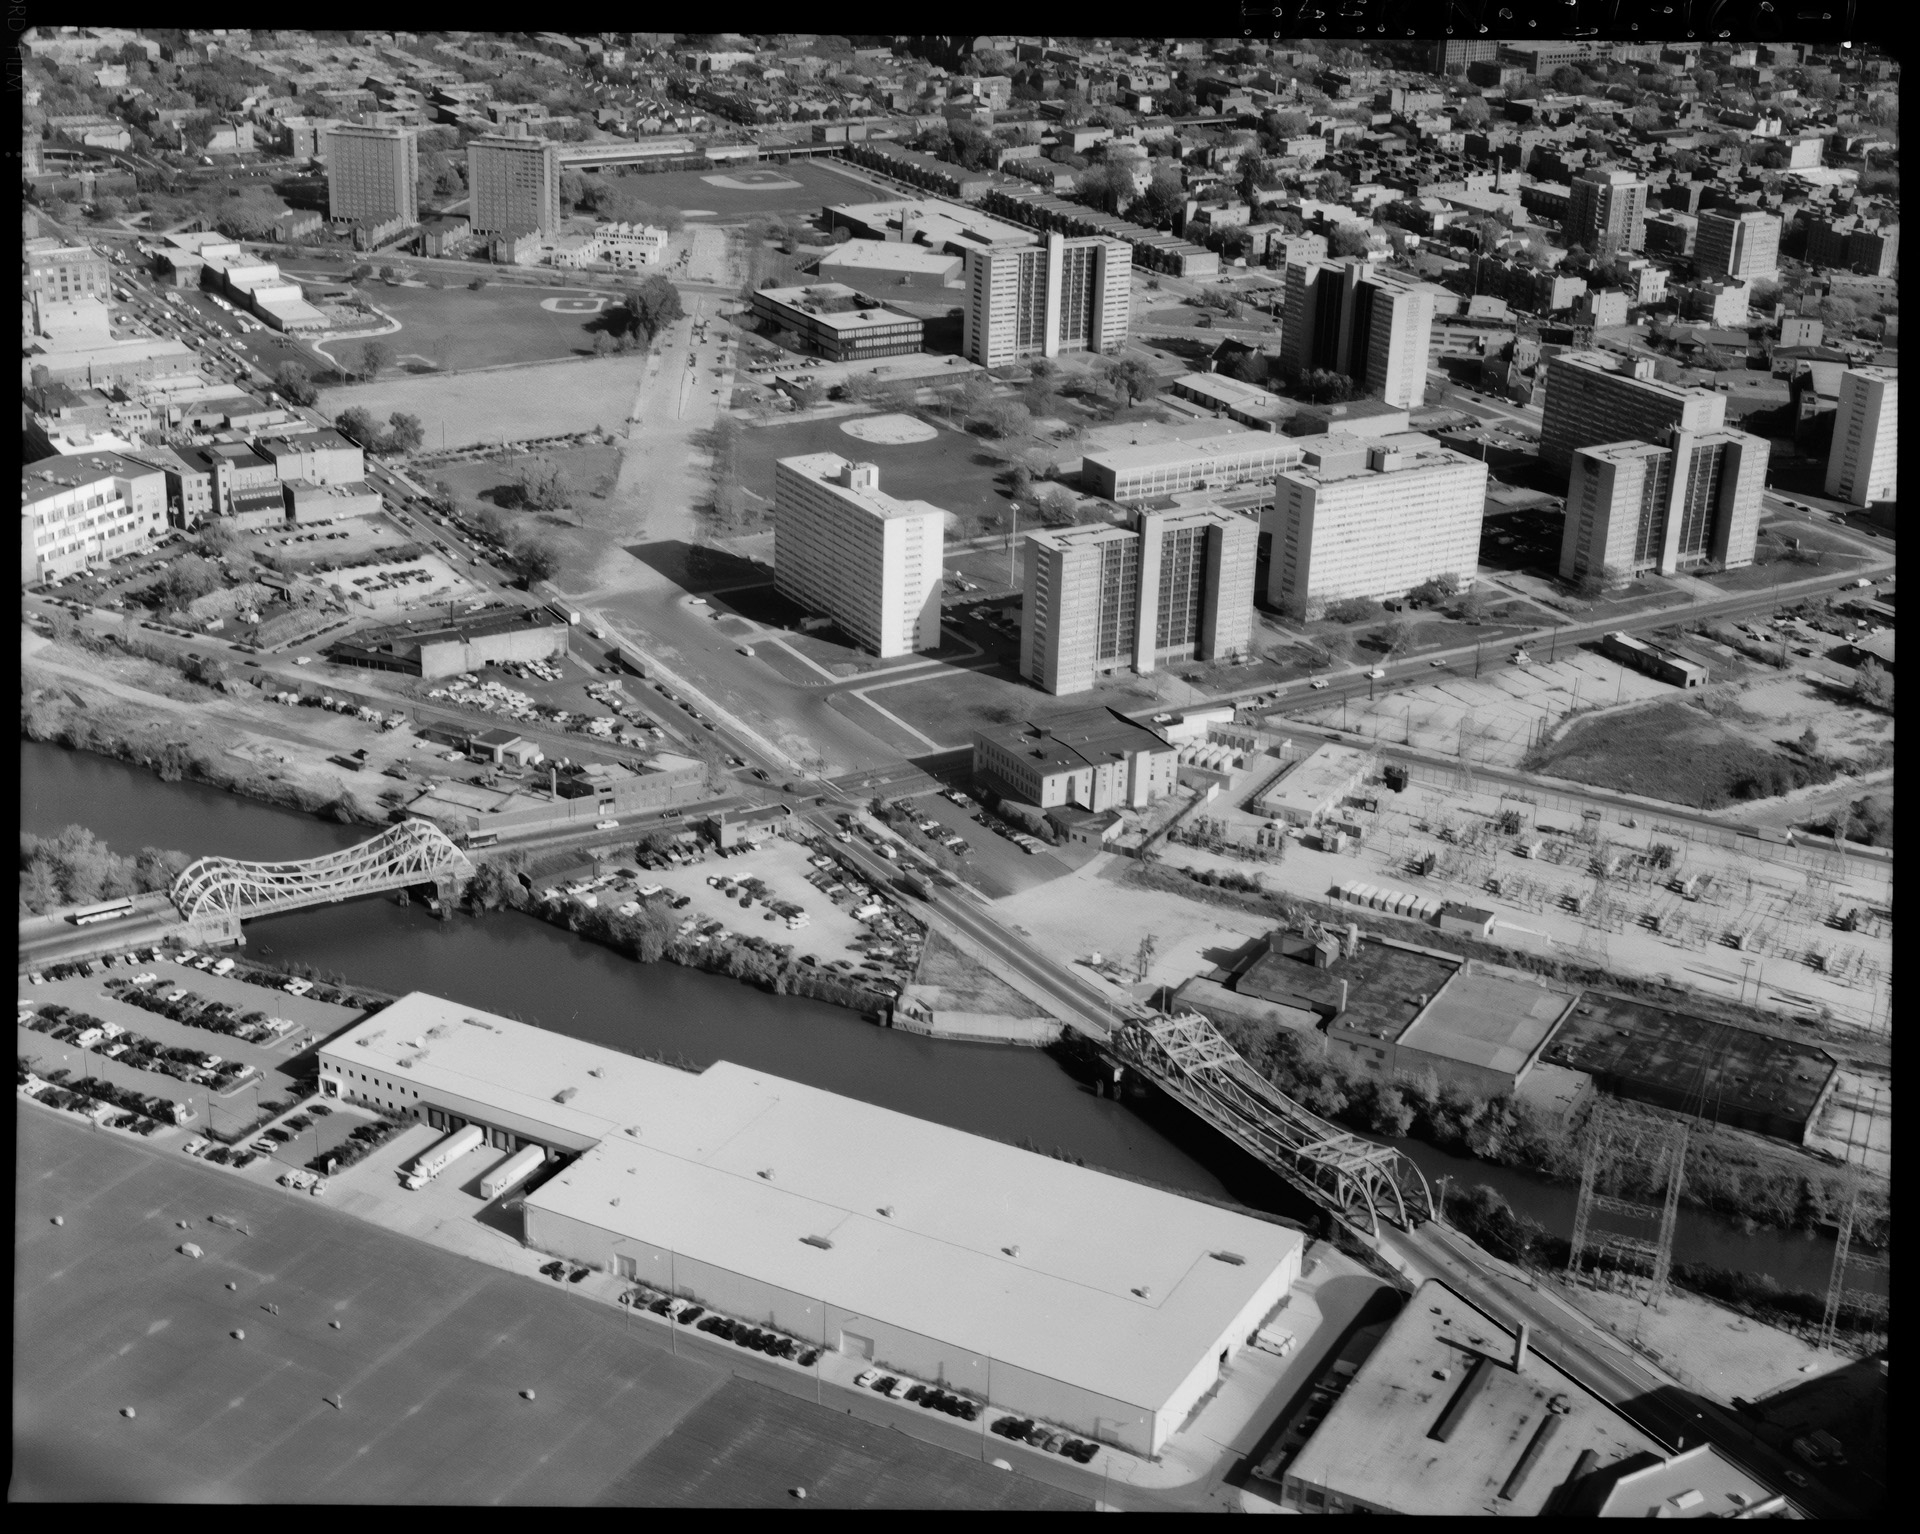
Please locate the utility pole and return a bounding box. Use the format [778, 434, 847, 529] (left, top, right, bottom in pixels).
[1007, 502, 1018, 591]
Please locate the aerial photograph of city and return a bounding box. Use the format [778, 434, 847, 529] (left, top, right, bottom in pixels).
[16, 13, 1891, 1512]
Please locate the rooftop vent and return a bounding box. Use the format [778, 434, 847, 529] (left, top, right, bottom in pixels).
[800, 1234, 833, 1250]
[1210, 1250, 1246, 1266]
[553, 1086, 577, 1104]
[878, 1205, 895, 1218]
[758, 1168, 774, 1180]
[588, 1067, 604, 1078]
[1003, 1244, 1021, 1258]
[1132, 1285, 1153, 1299]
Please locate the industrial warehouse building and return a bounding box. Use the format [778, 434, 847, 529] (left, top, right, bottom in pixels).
[319, 993, 1305, 1458]
[325, 605, 570, 678]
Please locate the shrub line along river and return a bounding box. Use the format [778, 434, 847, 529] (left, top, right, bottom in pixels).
[19, 740, 1860, 1296]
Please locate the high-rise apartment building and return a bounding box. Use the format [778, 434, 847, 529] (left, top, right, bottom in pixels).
[963, 231, 1130, 367]
[1805, 218, 1900, 277]
[1262, 436, 1486, 615]
[1433, 39, 1501, 71]
[324, 123, 419, 228]
[1823, 367, 1897, 506]
[467, 134, 561, 239]
[1693, 210, 1781, 281]
[1281, 259, 1438, 408]
[1021, 502, 1258, 695]
[1565, 168, 1649, 256]
[1539, 350, 1726, 476]
[1558, 428, 1767, 582]
[773, 455, 944, 658]
[24, 239, 109, 301]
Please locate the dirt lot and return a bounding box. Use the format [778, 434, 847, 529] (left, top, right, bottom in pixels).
[1545, 1276, 1854, 1410]
[321, 354, 651, 450]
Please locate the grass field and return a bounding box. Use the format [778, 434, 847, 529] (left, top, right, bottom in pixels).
[321, 354, 650, 450]
[583, 160, 872, 221]
[326, 281, 621, 375]
[737, 412, 1015, 532]
[12, 1112, 1089, 1507]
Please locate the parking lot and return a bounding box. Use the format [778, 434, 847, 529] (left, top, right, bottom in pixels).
[14, 1111, 1094, 1506]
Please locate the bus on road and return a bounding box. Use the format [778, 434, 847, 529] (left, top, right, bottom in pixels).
[70, 896, 137, 926]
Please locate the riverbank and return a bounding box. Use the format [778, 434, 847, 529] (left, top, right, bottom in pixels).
[22, 659, 386, 830]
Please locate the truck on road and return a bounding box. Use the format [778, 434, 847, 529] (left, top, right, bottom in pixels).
[403, 1124, 485, 1190]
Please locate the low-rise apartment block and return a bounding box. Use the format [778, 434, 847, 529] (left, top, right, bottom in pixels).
[21, 452, 168, 586]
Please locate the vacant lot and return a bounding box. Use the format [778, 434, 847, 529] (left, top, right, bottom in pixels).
[321, 354, 650, 450]
[1525, 696, 1840, 809]
[323, 281, 621, 375]
[431, 443, 627, 522]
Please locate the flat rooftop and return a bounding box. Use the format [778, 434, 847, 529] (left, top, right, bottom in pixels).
[1540, 995, 1836, 1140]
[816, 239, 964, 278]
[1256, 742, 1372, 821]
[529, 1061, 1303, 1417]
[825, 198, 1036, 255]
[1397, 964, 1578, 1077]
[1283, 1279, 1663, 1515]
[335, 605, 568, 654]
[324, 994, 1303, 1418]
[754, 284, 920, 333]
[1084, 431, 1305, 475]
[1238, 935, 1461, 1042]
[975, 706, 1170, 775]
[776, 452, 947, 523]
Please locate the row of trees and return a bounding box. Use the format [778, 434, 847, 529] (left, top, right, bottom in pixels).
[20, 826, 193, 914]
[334, 407, 425, 457]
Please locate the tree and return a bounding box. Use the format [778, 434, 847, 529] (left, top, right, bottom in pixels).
[1324, 596, 1376, 624]
[1456, 587, 1493, 624]
[274, 361, 317, 406]
[1316, 170, 1351, 203]
[1136, 167, 1186, 228]
[1456, 96, 1490, 128]
[1301, 368, 1354, 403]
[1033, 485, 1078, 527]
[1852, 659, 1893, 711]
[621, 273, 683, 339]
[1572, 563, 1623, 599]
[508, 536, 563, 585]
[1379, 616, 1415, 660]
[155, 554, 221, 611]
[1101, 356, 1160, 406]
[1075, 160, 1137, 215]
[333, 406, 381, 449]
[193, 519, 240, 559]
[515, 461, 572, 511]
[354, 340, 390, 381]
[383, 412, 424, 453]
[1133, 933, 1158, 982]
[1407, 573, 1460, 608]
[1328, 222, 1372, 259]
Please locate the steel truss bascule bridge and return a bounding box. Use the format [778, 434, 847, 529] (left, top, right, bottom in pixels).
[1108, 1011, 1435, 1237]
[170, 822, 474, 921]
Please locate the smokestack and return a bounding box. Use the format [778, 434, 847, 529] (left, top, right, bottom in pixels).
[1512, 1322, 1530, 1372]
[549, 766, 557, 798]
[1336, 979, 1348, 1017]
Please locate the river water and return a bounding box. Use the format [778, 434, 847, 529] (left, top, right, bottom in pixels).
[19, 740, 1864, 1295]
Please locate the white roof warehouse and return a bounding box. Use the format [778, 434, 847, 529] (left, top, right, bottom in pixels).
[319, 993, 1304, 1457]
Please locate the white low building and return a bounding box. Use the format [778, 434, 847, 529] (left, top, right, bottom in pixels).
[317, 992, 1304, 1458]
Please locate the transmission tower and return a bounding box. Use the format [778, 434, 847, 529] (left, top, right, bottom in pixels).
[1819, 1180, 1890, 1352]
[1566, 1103, 1689, 1309]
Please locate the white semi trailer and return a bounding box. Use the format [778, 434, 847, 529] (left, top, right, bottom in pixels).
[403, 1124, 485, 1190]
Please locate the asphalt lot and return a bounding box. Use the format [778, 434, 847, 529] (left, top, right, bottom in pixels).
[13, 1110, 1092, 1507]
